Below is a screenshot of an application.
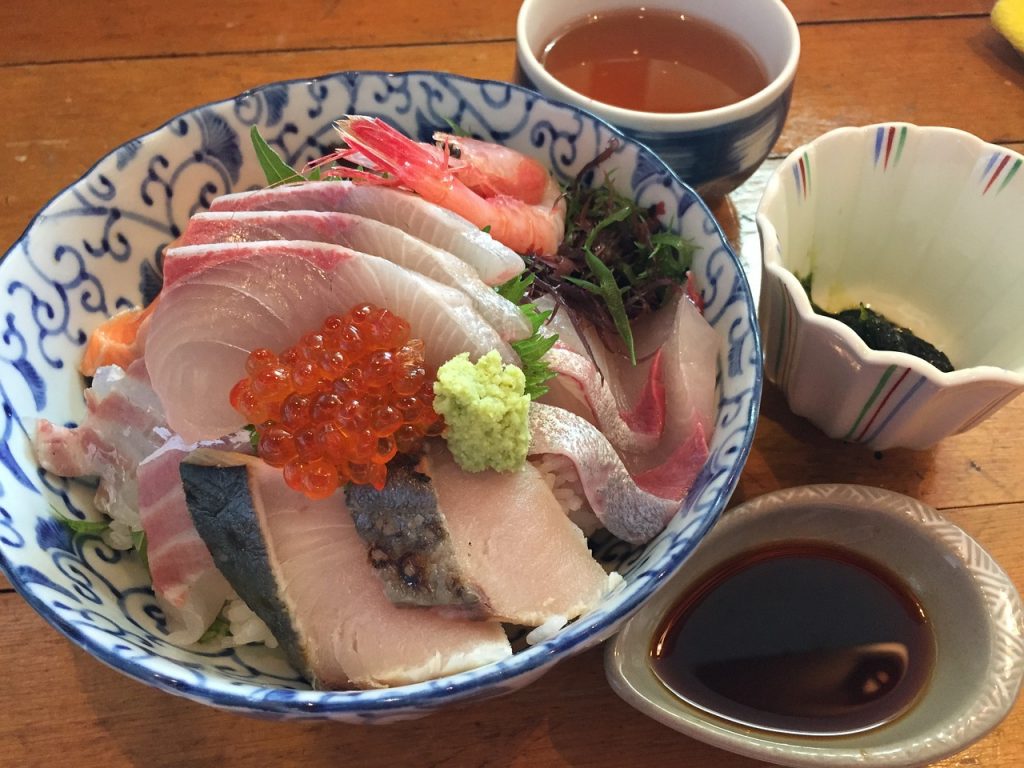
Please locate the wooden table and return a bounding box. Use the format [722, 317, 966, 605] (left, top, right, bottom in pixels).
[2, 1, 1023, 766]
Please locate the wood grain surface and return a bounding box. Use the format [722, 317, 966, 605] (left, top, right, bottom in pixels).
[1, 2, 1022, 766]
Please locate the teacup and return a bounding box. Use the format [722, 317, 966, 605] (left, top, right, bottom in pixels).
[514, 0, 800, 198]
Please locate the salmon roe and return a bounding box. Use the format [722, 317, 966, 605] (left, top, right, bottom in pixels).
[229, 304, 443, 499]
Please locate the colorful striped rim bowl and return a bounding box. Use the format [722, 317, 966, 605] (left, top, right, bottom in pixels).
[756, 123, 1024, 450]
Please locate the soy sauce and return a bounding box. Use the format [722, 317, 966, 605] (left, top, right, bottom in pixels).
[650, 541, 935, 736]
[540, 9, 769, 114]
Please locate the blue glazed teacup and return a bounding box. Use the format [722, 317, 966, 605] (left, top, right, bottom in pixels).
[515, 0, 800, 198]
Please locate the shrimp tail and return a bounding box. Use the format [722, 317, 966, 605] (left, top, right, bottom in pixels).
[332, 116, 454, 191]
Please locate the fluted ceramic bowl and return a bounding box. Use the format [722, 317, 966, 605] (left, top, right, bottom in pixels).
[0, 71, 762, 721]
[758, 123, 1024, 450]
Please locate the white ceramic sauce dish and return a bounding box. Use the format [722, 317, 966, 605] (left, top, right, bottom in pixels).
[606, 484, 1024, 767]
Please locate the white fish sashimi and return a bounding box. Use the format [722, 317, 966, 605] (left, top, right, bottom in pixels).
[34, 362, 165, 546]
[422, 447, 611, 626]
[537, 290, 717, 505]
[170, 210, 530, 341]
[208, 181, 524, 286]
[142, 241, 515, 443]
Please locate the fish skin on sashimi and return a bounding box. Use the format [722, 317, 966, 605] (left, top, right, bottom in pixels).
[143, 241, 515, 443]
[527, 402, 680, 545]
[180, 452, 512, 689]
[344, 458, 486, 612]
[542, 346, 664, 456]
[208, 181, 524, 286]
[169, 210, 530, 342]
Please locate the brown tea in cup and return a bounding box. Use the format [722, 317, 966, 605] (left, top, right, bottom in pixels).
[540, 8, 769, 114]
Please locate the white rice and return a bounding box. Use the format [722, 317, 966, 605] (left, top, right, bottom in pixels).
[530, 453, 601, 536]
[224, 596, 278, 648]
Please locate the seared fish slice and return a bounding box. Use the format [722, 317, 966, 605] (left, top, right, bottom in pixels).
[345, 458, 485, 612]
[180, 451, 511, 689]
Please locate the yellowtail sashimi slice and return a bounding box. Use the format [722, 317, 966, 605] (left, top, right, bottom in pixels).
[180, 452, 511, 689]
[143, 242, 513, 443]
[209, 181, 524, 286]
[171, 210, 529, 342]
[420, 447, 612, 626]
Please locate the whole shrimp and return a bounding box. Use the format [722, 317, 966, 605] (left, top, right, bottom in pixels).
[312, 116, 566, 258]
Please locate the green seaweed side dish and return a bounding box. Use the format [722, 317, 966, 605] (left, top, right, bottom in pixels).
[798, 275, 954, 373]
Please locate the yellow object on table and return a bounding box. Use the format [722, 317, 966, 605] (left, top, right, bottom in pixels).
[993, 0, 1024, 54]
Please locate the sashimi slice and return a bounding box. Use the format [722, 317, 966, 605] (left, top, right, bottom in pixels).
[542, 346, 663, 455]
[180, 451, 512, 689]
[527, 402, 679, 544]
[170, 210, 530, 341]
[208, 181, 524, 286]
[659, 293, 719, 447]
[137, 437, 234, 644]
[143, 242, 514, 442]
[79, 301, 157, 376]
[420, 446, 611, 626]
[618, 293, 718, 484]
[34, 362, 165, 547]
[537, 291, 716, 503]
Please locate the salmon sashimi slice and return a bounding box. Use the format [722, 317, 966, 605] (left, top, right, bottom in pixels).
[208, 181, 525, 286]
[142, 241, 514, 442]
[79, 301, 157, 377]
[180, 451, 512, 689]
[170, 210, 529, 341]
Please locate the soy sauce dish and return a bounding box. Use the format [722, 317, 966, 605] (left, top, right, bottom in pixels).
[606, 484, 1024, 767]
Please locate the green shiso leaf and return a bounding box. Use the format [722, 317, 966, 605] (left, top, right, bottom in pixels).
[132, 530, 149, 570]
[52, 507, 110, 536]
[495, 274, 558, 399]
[250, 126, 306, 186]
[245, 423, 260, 451]
[582, 248, 636, 365]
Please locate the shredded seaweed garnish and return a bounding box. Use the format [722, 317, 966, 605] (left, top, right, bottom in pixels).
[496, 274, 558, 398]
[798, 274, 954, 372]
[528, 141, 698, 364]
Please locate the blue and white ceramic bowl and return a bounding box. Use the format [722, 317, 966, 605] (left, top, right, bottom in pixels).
[515, 0, 800, 198]
[0, 71, 761, 721]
